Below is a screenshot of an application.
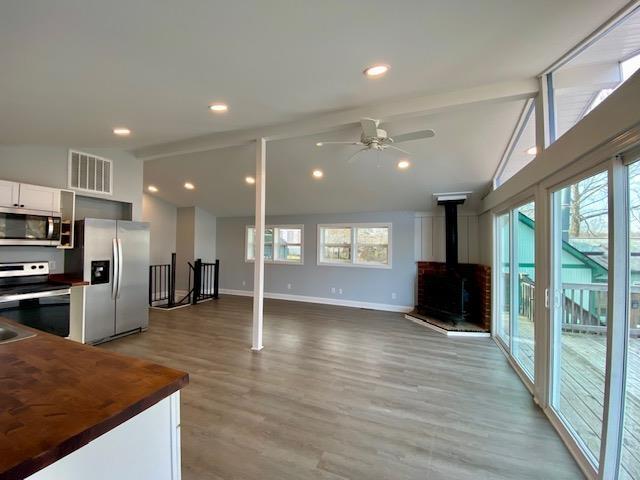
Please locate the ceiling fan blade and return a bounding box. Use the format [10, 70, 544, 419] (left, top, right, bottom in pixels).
[360, 118, 379, 138]
[316, 141, 363, 146]
[386, 145, 411, 155]
[347, 147, 369, 164]
[392, 129, 435, 143]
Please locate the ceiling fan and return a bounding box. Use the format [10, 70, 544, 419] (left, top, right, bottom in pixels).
[316, 118, 435, 163]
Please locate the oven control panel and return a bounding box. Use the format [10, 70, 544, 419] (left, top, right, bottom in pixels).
[0, 262, 49, 278]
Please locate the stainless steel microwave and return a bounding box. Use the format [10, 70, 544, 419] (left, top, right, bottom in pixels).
[0, 208, 62, 246]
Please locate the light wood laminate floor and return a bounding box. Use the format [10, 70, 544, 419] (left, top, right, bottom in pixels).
[100, 295, 583, 480]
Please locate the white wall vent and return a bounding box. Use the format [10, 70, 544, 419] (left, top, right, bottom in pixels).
[68, 150, 113, 195]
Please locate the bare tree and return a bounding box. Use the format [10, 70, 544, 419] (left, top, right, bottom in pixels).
[567, 173, 608, 238]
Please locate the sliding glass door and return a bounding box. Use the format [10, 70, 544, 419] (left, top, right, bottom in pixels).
[496, 203, 536, 381]
[621, 160, 640, 479]
[497, 213, 511, 347]
[551, 170, 609, 465]
[513, 202, 536, 379]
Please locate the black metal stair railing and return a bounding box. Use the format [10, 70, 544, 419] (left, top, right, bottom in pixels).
[149, 254, 219, 308]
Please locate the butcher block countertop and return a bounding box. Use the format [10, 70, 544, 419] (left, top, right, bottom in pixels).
[47, 273, 89, 287]
[0, 320, 188, 480]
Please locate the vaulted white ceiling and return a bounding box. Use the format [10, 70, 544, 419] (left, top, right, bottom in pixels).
[144, 99, 526, 216]
[0, 0, 628, 148]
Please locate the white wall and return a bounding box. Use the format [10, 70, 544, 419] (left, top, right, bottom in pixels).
[175, 207, 195, 290]
[194, 207, 216, 263]
[478, 211, 493, 267]
[413, 212, 479, 263]
[142, 194, 177, 265]
[0, 146, 144, 219]
[0, 145, 143, 271]
[217, 211, 415, 309]
[174, 206, 216, 289]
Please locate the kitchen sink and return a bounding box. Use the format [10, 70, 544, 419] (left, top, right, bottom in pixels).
[0, 321, 36, 344]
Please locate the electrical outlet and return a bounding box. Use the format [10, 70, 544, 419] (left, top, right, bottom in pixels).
[287, 283, 292, 290]
[50, 261, 56, 271]
[242, 280, 246, 286]
[391, 292, 397, 300]
[331, 287, 336, 294]
[338, 288, 343, 295]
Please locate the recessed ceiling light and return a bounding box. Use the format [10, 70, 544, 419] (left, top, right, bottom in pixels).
[208, 103, 228, 113]
[113, 127, 131, 136]
[316, 142, 323, 147]
[245, 176, 256, 185]
[363, 64, 390, 78]
[526, 146, 538, 155]
[312, 169, 323, 179]
[397, 160, 410, 170]
[147, 185, 158, 193]
[184, 182, 195, 190]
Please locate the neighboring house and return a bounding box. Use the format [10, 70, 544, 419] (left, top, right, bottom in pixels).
[517, 212, 608, 284]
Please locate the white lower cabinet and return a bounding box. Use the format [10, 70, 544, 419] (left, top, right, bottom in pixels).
[28, 392, 182, 480]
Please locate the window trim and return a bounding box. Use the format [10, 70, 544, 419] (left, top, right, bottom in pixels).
[317, 222, 392, 269]
[245, 224, 304, 265]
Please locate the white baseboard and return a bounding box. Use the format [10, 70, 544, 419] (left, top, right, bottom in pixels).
[219, 288, 413, 313]
[404, 314, 491, 338]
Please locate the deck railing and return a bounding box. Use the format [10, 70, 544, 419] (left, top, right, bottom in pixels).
[519, 280, 640, 337]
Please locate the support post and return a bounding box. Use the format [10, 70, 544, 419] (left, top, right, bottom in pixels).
[252, 138, 266, 351]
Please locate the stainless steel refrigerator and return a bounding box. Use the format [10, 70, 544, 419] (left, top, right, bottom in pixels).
[67, 219, 150, 344]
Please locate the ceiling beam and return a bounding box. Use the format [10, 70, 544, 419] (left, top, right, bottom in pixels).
[135, 79, 539, 161]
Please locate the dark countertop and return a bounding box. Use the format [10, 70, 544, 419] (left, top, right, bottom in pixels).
[0, 320, 188, 480]
[48, 273, 89, 287]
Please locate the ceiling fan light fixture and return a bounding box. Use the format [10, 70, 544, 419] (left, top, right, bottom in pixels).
[397, 160, 410, 170]
[363, 64, 390, 78]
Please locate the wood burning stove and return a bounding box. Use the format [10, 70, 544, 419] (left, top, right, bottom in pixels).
[419, 268, 469, 325]
[414, 194, 491, 329]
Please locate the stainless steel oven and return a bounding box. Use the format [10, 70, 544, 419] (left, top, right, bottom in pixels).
[0, 208, 62, 246]
[0, 262, 70, 337]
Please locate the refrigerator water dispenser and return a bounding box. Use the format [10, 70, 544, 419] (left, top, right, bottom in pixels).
[90, 260, 110, 285]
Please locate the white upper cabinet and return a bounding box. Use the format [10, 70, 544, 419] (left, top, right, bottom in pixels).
[0, 180, 61, 212]
[0, 180, 20, 208]
[18, 183, 60, 212]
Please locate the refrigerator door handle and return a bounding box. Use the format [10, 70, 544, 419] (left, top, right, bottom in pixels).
[117, 238, 123, 299]
[112, 238, 119, 300]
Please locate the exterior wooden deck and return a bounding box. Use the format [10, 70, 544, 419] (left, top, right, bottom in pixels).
[514, 317, 640, 479]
